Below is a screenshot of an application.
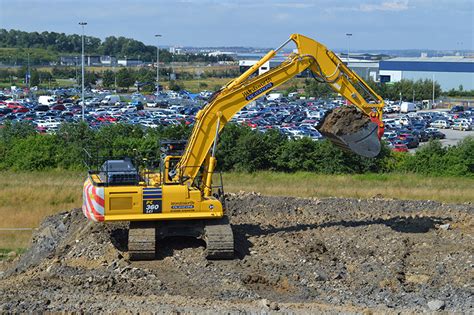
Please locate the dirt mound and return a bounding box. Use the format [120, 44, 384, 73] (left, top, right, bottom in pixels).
[1, 194, 473, 313]
[317, 106, 371, 136]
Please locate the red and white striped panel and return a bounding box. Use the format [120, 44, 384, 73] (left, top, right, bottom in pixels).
[82, 179, 105, 222]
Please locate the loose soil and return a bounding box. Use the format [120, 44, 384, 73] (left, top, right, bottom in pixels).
[1, 193, 472, 313]
[317, 106, 371, 136]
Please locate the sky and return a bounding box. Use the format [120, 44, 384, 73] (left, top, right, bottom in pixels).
[1, 0, 473, 50]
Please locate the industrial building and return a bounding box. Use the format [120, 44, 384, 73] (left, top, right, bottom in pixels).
[240, 55, 474, 91]
[239, 57, 379, 81]
[379, 57, 474, 90]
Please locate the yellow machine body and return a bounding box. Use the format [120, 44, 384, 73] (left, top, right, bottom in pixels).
[83, 170, 223, 223]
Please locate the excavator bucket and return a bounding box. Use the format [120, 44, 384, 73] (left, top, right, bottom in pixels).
[317, 107, 382, 158]
[318, 121, 381, 158]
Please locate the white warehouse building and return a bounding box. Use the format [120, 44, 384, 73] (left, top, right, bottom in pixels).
[239, 57, 379, 81]
[379, 57, 474, 90]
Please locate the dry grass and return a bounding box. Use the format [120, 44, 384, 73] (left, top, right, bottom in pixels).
[0, 171, 84, 250]
[1, 171, 472, 251]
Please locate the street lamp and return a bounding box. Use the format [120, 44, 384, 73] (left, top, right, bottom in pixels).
[79, 21, 87, 121]
[155, 34, 162, 97]
[346, 33, 352, 65]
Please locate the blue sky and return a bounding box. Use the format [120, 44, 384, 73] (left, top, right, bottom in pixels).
[1, 0, 473, 50]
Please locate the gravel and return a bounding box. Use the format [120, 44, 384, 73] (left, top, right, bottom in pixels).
[1, 193, 472, 313]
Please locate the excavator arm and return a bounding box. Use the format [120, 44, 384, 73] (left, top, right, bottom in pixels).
[173, 34, 385, 188]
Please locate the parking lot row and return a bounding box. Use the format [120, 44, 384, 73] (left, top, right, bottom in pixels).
[1, 88, 473, 153]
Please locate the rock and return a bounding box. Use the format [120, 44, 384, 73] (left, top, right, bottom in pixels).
[427, 299, 445, 311]
[269, 302, 280, 311]
[439, 223, 450, 230]
[259, 298, 270, 308]
[314, 272, 328, 281]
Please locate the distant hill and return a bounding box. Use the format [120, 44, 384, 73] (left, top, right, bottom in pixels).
[0, 29, 233, 66]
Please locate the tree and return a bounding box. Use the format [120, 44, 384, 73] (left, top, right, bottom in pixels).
[102, 70, 115, 88]
[116, 68, 134, 91]
[304, 79, 334, 98]
[30, 69, 40, 86]
[169, 80, 182, 91]
[84, 71, 98, 87]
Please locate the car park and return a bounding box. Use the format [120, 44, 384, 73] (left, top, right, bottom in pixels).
[1, 87, 471, 150]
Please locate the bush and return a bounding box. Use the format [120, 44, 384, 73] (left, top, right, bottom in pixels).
[399, 137, 474, 176]
[0, 122, 472, 177]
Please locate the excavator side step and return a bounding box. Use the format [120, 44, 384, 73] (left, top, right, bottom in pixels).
[127, 217, 234, 261]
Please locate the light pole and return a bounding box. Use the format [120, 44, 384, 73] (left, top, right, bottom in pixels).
[27, 52, 30, 90]
[75, 56, 78, 86]
[155, 34, 162, 97]
[79, 21, 87, 121]
[346, 33, 352, 65]
[113, 56, 117, 90]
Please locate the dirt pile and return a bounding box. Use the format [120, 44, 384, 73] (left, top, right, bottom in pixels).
[317, 106, 371, 136]
[1, 194, 473, 313]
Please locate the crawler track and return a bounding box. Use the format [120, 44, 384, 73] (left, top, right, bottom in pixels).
[128, 222, 156, 260]
[204, 216, 234, 260]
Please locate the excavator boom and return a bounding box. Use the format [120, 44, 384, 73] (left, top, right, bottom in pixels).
[174, 34, 384, 184]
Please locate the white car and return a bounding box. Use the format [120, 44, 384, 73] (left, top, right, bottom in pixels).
[120, 105, 137, 113]
[451, 122, 472, 131]
[453, 118, 470, 125]
[140, 121, 159, 128]
[430, 120, 450, 129]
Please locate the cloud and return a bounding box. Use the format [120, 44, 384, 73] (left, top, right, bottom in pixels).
[275, 2, 315, 9]
[359, 0, 409, 12]
[274, 13, 291, 20]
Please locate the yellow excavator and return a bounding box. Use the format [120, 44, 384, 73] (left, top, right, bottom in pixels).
[82, 34, 385, 260]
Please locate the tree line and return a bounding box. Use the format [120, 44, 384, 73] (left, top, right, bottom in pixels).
[0, 122, 472, 177]
[0, 66, 240, 91]
[0, 29, 234, 65]
[301, 78, 473, 99]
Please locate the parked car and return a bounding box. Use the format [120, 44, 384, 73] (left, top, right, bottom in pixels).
[398, 133, 419, 148]
[101, 95, 121, 106]
[130, 100, 144, 110]
[400, 102, 416, 113]
[451, 122, 472, 131]
[430, 120, 450, 129]
[449, 105, 464, 113]
[392, 141, 409, 152]
[50, 104, 66, 111]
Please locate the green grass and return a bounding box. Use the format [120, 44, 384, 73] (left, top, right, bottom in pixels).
[221, 172, 474, 204]
[1, 170, 473, 251]
[0, 248, 27, 261]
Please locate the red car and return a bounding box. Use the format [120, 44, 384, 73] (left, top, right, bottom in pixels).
[392, 143, 408, 152]
[13, 107, 29, 113]
[6, 102, 22, 109]
[51, 104, 66, 111]
[97, 115, 117, 123]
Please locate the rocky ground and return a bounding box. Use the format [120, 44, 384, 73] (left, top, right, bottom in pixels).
[1, 193, 472, 313]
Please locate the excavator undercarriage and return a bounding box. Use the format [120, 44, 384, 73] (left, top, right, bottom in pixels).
[128, 216, 234, 260]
